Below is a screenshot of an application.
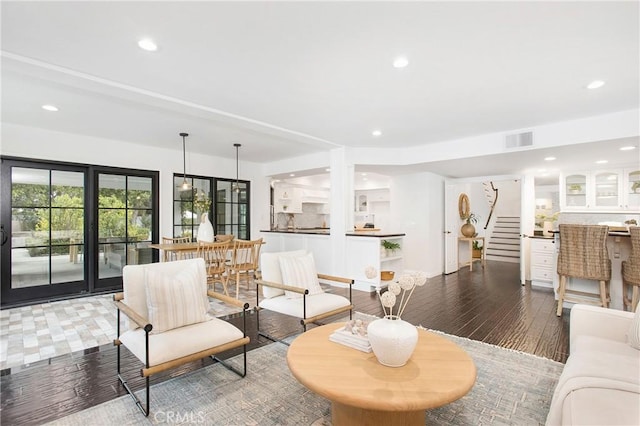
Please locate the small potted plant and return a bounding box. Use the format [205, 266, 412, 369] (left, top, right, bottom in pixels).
[632, 181, 640, 194]
[381, 240, 401, 257]
[472, 240, 483, 259]
[568, 184, 582, 194]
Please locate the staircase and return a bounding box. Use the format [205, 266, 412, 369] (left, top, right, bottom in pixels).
[485, 216, 520, 263]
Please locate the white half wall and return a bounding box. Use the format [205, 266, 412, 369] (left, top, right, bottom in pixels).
[390, 171, 445, 278]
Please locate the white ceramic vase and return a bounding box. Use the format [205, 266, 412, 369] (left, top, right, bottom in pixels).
[197, 213, 214, 242]
[367, 315, 418, 367]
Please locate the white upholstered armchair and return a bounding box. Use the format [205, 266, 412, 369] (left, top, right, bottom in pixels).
[254, 250, 354, 343]
[114, 258, 250, 416]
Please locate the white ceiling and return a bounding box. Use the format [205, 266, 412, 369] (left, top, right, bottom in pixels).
[1, 1, 639, 179]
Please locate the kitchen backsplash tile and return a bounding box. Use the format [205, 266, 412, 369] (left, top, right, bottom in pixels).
[559, 212, 640, 226]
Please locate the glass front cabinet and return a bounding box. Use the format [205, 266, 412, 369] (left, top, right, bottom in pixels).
[560, 169, 637, 212]
[624, 169, 640, 211]
[561, 172, 588, 210]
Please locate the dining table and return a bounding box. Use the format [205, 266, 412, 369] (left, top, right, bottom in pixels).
[149, 242, 201, 260]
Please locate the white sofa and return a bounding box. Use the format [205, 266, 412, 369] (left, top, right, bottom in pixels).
[546, 304, 640, 425]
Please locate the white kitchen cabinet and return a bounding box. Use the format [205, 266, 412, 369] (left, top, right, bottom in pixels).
[530, 238, 555, 289]
[623, 168, 640, 211]
[560, 172, 588, 210]
[354, 189, 389, 213]
[560, 170, 627, 212]
[301, 188, 330, 214]
[593, 170, 622, 210]
[274, 187, 302, 213]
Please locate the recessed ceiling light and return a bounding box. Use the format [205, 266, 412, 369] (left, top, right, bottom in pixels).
[620, 146, 637, 151]
[544, 156, 556, 161]
[289, 173, 295, 177]
[372, 130, 382, 137]
[393, 56, 409, 68]
[595, 160, 608, 164]
[587, 80, 605, 89]
[138, 38, 158, 52]
[361, 173, 367, 176]
[41, 104, 59, 112]
[325, 168, 331, 172]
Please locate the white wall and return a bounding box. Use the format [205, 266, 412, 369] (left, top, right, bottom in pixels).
[1, 123, 271, 239]
[390, 171, 445, 278]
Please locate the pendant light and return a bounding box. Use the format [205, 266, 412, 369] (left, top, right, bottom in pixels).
[178, 132, 191, 191]
[233, 143, 241, 193]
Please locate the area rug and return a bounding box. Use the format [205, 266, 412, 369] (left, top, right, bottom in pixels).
[46, 329, 564, 426]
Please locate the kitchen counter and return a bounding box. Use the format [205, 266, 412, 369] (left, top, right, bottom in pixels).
[550, 229, 631, 237]
[261, 229, 406, 238]
[345, 231, 406, 238]
[261, 228, 330, 235]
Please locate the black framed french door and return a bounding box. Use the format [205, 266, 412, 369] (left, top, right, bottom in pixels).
[94, 170, 158, 291]
[0, 157, 159, 307]
[1, 159, 89, 305]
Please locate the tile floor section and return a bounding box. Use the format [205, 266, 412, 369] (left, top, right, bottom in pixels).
[0, 284, 258, 371]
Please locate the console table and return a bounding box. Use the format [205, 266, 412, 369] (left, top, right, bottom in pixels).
[458, 236, 485, 271]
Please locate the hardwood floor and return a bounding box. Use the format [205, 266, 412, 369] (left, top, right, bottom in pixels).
[0, 260, 569, 425]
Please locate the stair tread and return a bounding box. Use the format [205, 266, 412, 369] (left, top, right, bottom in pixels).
[485, 216, 522, 264]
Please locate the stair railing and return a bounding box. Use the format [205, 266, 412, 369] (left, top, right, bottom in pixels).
[484, 182, 498, 230]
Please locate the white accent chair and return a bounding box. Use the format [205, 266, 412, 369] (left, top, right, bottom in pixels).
[254, 250, 354, 343]
[114, 258, 250, 417]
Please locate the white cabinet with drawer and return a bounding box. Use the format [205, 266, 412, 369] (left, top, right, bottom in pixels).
[530, 238, 555, 288]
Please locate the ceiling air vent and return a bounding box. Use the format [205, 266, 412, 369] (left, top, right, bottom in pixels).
[505, 131, 533, 149]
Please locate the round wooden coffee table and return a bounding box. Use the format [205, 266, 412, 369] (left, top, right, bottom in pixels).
[287, 322, 476, 426]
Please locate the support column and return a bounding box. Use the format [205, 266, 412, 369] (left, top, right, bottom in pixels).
[329, 147, 353, 277]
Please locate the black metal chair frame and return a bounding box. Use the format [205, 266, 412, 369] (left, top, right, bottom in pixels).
[254, 274, 354, 345]
[114, 291, 250, 417]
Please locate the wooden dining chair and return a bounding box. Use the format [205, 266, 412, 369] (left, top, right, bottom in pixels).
[197, 240, 232, 295]
[161, 236, 191, 261]
[226, 238, 263, 299]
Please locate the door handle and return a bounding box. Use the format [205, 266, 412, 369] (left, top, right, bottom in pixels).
[0, 224, 7, 246]
[444, 231, 451, 234]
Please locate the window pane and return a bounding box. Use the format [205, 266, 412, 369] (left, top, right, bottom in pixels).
[99, 174, 126, 206]
[128, 176, 152, 208]
[100, 242, 125, 278]
[12, 207, 49, 247]
[174, 226, 193, 239]
[131, 242, 153, 265]
[175, 176, 193, 196]
[99, 209, 126, 240]
[217, 181, 231, 199]
[128, 209, 152, 241]
[179, 201, 197, 225]
[52, 244, 83, 284]
[51, 170, 84, 208]
[11, 167, 49, 207]
[12, 247, 49, 288]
